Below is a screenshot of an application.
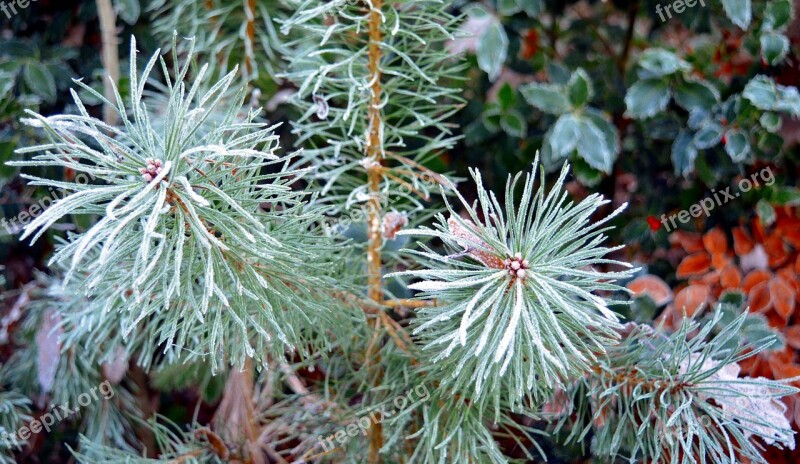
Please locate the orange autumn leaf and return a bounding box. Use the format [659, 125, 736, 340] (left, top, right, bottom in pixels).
[776, 267, 798, 291]
[669, 230, 705, 253]
[674, 284, 710, 317]
[626, 275, 673, 306]
[748, 281, 773, 313]
[732, 226, 754, 256]
[764, 234, 790, 268]
[784, 326, 800, 350]
[752, 216, 766, 243]
[769, 278, 796, 321]
[742, 269, 772, 294]
[796, 254, 800, 274]
[768, 359, 800, 385]
[783, 227, 800, 249]
[720, 265, 742, 289]
[703, 228, 728, 255]
[771, 346, 795, 365]
[676, 252, 712, 278]
[765, 310, 788, 329]
[711, 252, 731, 271]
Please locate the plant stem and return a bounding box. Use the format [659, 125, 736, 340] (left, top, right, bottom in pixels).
[619, 3, 639, 77]
[243, 0, 257, 77]
[366, 0, 385, 461]
[96, 0, 119, 126]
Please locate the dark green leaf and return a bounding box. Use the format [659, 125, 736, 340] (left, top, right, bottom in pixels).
[672, 130, 698, 176]
[497, 83, 516, 111]
[760, 112, 782, 132]
[23, 62, 56, 103]
[765, 0, 792, 29]
[674, 79, 719, 111]
[566, 68, 593, 108]
[500, 111, 527, 138]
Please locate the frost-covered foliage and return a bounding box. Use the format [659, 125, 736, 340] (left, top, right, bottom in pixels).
[553, 311, 797, 464]
[280, 0, 465, 214]
[9, 39, 360, 371]
[390, 160, 634, 409]
[4, 1, 800, 463]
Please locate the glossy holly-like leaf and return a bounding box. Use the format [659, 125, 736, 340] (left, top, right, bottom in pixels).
[23, 61, 56, 103]
[721, 0, 752, 29]
[672, 130, 698, 177]
[497, 83, 516, 111]
[760, 112, 782, 132]
[636, 48, 691, 79]
[743, 75, 800, 115]
[477, 20, 508, 81]
[500, 110, 527, 138]
[520, 82, 570, 115]
[693, 123, 724, 149]
[724, 129, 750, 162]
[497, 0, 521, 15]
[566, 68, 593, 108]
[765, 0, 793, 29]
[674, 79, 719, 112]
[575, 115, 614, 174]
[625, 78, 671, 119]
[761, 32, 790, 65]
[0, 70, 16, 100]
[548, 113, 580, 158]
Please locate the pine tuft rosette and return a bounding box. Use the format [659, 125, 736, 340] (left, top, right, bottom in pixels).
[389, 159, 635, 408]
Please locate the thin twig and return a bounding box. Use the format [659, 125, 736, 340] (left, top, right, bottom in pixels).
[96, 0, 120, 126]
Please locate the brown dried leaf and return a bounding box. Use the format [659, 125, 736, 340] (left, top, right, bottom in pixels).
[382, 212, 409, 240]
[674, 284, 710, 317]
[626, 274, 673, 306]
[447, 216, 504, 269]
